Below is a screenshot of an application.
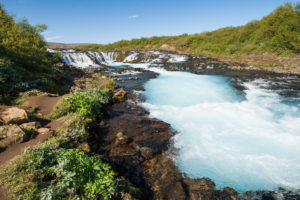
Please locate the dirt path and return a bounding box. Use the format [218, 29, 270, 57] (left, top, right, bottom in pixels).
[0, 94, 67, 199]
[26, 94, 65, 116]
[0, 131, 51, 168]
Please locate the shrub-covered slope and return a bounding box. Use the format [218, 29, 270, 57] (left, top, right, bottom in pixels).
[77, 3, 300, 56]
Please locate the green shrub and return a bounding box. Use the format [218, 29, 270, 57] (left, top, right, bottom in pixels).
[58, 114, 89, 143]
[52, 87, 111, 119]
[0, 145, 115, 200]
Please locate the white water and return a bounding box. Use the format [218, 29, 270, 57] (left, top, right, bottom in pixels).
[61, 52, 99, 68]
[141, 70, 300, 192]
[49, 49, 191, 68]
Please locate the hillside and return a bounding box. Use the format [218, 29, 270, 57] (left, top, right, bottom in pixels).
[75, 3, 300, 71]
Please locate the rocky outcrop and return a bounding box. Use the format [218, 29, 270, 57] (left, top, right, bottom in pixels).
[0, 107, 28, 125]
[20, 121, 41, 131]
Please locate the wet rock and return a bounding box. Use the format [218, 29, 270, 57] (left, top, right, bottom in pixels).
[20, 121, 41, 131]
[0, 107, 28, 125]
[167, 181, 187, 200]
[128, 77, 133, 80]
[37, 127, 50, 135]
[139, 146, 153, 160]
[220, 187, 238, 200]
[183, 177, 217, 200]
[262, 192, 276, 200]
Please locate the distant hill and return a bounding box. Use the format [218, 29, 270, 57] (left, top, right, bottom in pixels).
[76, 3, 300, 56]
[47, 42, 92, 49]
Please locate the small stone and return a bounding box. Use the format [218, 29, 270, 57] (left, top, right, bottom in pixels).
[0, 107, 28, 125]
[99, 121, 105, 126]
[140, 146, 154, 160]
[113, 88, 126, 101]
[116, 132, 128, 145]
[78, 142, 91, 153]
[37, 128, 50, 135]
[116, 132, 123, 138]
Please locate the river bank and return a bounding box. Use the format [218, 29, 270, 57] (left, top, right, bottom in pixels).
[1, 49, 300, 199]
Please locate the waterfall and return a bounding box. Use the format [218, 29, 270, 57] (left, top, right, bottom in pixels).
[99, 52, 118, 64]
[47, 48, 190, 68]
[61, 52, 99, 68]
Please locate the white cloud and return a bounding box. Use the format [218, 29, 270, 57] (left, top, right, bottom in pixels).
[42, 31, 52, 35]
[46, 35, 64, 41]
[128, 15, 139, 19]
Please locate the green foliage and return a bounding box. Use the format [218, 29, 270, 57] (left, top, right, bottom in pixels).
[0, 66, 29, 99]
[0, 145, 115, 200]
[102, 77, 116, 92]
[0, 5, 48, 69]
[76, 3, 300, 56]
[52, 87, 111, 119]
[58, 114, 89, 143]
[0, 5, 60, 104]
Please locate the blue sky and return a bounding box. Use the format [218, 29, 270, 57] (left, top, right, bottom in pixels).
[1, 0, 299, 44]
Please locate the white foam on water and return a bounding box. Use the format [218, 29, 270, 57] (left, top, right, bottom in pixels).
[100, 52, 118, 65]
[141, 71, 300, 192]
[168, 54, 188, 63]
[123, 53, 139, 62]
[61, 52, 98, 68]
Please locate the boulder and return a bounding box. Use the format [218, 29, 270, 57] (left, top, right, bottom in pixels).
[0, 107, 28, 125]
[20, 121, 41, 131]
[0, 125, 26, 143]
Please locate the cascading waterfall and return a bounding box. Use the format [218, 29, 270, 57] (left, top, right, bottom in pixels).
[48, 49, 191, 68]
[100, 51, 118, 64]
[61, 52, 99, 68]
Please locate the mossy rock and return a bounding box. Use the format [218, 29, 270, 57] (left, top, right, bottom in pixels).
[113, 88, 126, 102]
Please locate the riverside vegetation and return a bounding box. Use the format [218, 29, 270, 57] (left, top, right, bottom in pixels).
[0, 4, 117, 200]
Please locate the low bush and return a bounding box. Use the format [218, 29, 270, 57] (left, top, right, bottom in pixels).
[51, 87, 111, 119]
[57, 114, 89, 143]
[0, 144, 115, 200]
